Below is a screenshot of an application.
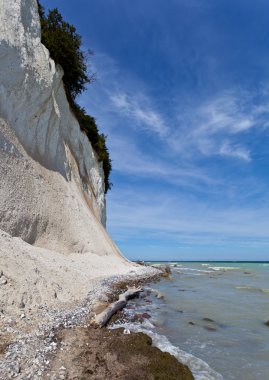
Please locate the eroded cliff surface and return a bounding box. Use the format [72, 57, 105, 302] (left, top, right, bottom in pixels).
[0, 0, 119, 255]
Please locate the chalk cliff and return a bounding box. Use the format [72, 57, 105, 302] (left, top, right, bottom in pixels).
[1, 0, 112, 253]
[0, 0, 140, 312]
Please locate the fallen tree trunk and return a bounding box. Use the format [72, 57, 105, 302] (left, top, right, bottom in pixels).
[93, 287, 143, 327]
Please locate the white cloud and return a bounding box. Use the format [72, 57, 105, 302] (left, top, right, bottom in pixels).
[110, 92, 168, 137]
[109, 190, 269, 241]
[86, 51, 269, 165]
[197, 93, 255, 134]
[107, 188, 269, 243]
[107, 133, 218, 190]
[106, 90, 257, 165]
[109, 90, 259, 163]
[219, 141, 251, 162]
[170, 89, 269, 161]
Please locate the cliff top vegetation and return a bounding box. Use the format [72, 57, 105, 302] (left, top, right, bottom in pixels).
[37, 1, 112, 192]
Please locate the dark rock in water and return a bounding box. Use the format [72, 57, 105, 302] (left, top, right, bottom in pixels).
[188, 321, 195, 325]
[204, 326, 217, 332]
[164, 264, 172, 272]
[152, 264, 171, 277]
[132, 312, 151, 322]
[142, 312, 151, 319]
[264, 320, 269, 327]
[203, 318, 215, 323]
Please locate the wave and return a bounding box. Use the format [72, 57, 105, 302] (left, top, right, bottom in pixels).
[208, 266, 240, 271]
[110, 322, 223, 380]
[177, 268, 216, 274]
[235, 286, 269, 294]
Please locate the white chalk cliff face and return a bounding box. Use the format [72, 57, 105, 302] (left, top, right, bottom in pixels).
[0, 1, 158, 314]
[0, 0, 121, 256]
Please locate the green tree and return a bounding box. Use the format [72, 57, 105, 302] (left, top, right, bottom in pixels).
[37, 1, 112, 192]
[38, 2, 92, 100]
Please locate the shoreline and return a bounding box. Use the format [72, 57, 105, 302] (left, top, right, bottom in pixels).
[0, 265, 194, 379]
[44, 326, 193, 380]
[43, 265, 193, 380]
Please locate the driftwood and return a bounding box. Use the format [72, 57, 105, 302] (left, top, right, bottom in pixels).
[93, 287, 143, 327]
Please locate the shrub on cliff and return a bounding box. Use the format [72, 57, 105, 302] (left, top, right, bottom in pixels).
[38, 2, 92, 100]
[37, 1, 112, 192]
[72, 104, 112, 192]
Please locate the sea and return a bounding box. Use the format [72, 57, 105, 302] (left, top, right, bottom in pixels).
[111, 262, 269, 380]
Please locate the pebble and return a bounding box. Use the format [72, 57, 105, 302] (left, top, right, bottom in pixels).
[19, 301, 25, 309]
[1, 278, 7, 285]
[0, 268, 160, 379]
[10, 363, 20, 374]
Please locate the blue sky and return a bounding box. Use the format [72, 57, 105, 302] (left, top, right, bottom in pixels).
[42, 0, 269, 261]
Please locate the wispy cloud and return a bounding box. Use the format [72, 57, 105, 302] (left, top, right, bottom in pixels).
[110, 92, 168, 137]
[197, 93, 256, 134]
[107, 133, 219, 191]
[87, 51, 269, 166]
[170, 89, 269, 161]
[108, 201, 269, 259]
[219, 141, 251, 162]
[108, 85, 269, 164]
[107, 188, 269, 241]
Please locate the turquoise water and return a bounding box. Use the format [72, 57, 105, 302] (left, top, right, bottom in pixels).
[113, 262, 269, 379]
